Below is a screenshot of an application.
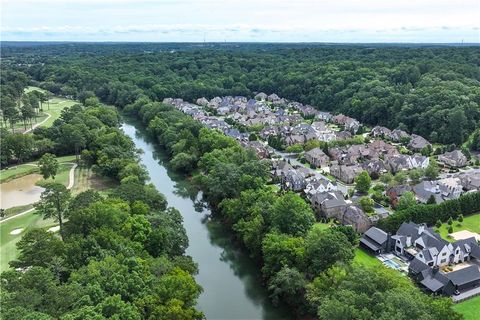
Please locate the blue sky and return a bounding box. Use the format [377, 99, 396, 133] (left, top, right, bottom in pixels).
[1, 0, 479, 42]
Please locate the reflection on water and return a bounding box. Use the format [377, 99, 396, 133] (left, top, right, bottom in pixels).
[121, 118, 291, 320]
[0, 174, 44, 209]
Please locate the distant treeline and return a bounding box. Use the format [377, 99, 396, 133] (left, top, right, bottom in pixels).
[2, 44, 479, 146]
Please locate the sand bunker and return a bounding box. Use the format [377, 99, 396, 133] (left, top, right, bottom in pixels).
[450, 230, 480, 242]
[9, 228, 24, 235]
[47, 225, 60, 233]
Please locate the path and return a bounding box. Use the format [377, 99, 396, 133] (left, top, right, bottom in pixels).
[23, 112, 51, 134]
[0, 162, 77, 224]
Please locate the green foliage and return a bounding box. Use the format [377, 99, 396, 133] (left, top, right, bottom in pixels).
[305, 226, 355, 277]
[285, 144, 304, 153]
[425, 158, 440, 180]
[396, 191, 417, 210]
[38, 153, 59, 180]
[378, 192, 480, 233]
[355, 171, 371, 194]
[271, 192, 315, 237]
[34, 182, 71, 237]
[458, 214, 464, 223]
[359, 196, 374, 213]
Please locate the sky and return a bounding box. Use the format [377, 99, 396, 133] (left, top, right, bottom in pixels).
[1, 0, 479, 43]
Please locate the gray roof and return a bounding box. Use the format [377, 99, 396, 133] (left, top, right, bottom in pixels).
[364, 227, 388, 245]
[445, 265, 480, 286]
[409, 257, 429, 274]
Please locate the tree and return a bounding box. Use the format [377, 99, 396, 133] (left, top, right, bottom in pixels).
[379, 172, 393, 186]
[34, 182, 71, 238]
[408, 168, 423, 184]
[393, 171, 408, 185]
[10, 229, 65, 269]
[435, 220, 442, 228]
[447, 217, 453, 226]
[305, 226, 354, 277]
[267, 266, 306, 307]
[427, 195, 436, 204]
[396, 191, 417, 210]
[38, 153, 59, 180]
[457, 214, 464, 223]
[355, 170, 371, 194]
[425, 159, 439, 180]
[271, 192, 315, 236]
[359, 196, 374, 213]
[448, 225, 454, 234]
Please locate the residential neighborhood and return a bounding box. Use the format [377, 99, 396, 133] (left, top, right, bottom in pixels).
[164, 94, 480, 235]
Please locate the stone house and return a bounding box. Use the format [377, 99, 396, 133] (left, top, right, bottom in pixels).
[304, 148, 329, 168]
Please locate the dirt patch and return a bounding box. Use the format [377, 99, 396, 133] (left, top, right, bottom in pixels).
[9, 228, 24, 235]
[450, 230, 480, 242]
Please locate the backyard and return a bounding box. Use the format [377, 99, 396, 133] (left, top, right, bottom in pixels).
[453, 295, 480, 320]
[436, 213, 480, 242]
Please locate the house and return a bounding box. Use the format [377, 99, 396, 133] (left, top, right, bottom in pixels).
[312, 121, 336, 142]
[316, 111, 333, 122]
[281, 169, 307, 191]
[408, 134, 431, 151]
[389, 129, 410, 142]
[243, 141, 270, 159]
[360, 227, 390, 254]
[335, 130, 352, 140]
[438, 150, 468, 168]
[330, 164, 363, 184]
[371, 126, 392, 138]
[340, 205, 372, 233]
[304, 176, 337, 196]
[255, 92, 268, 101]
[284, 135, 305, 146]
[305, 148, 329, 168]
[457, 172, 480, 191]
[362, 159, 387, 178]
[309, 190, 347, 218]
[267, 93, 281, 102]
[384, 154, 429, 173]
[413, 179, 462, 204]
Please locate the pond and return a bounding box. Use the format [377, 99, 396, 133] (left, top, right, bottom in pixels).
[0, 174, 44, 209]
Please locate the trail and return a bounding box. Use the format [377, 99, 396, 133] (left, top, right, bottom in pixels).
[0, 162, 77, 224]
[23, 112, 51, 134]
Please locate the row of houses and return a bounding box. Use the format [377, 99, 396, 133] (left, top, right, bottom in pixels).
[361, 222, 480, 298]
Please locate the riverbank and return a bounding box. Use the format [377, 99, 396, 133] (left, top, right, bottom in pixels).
[121, 118, 290, 320]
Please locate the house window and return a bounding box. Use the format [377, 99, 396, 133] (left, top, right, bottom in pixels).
[440, 258, 446, 264]
[428, 262, 434, 266]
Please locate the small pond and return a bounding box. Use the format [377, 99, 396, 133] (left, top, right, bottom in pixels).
[0, 174, 45, 209]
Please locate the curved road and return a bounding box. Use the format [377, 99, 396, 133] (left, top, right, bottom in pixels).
[0, 163, 77, 224]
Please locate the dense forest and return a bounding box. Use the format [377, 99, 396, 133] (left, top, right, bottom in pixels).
[0, 78, 203, 319]
[1, 43, 479, 146]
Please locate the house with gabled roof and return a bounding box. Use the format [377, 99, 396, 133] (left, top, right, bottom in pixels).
[305, 147, 329, 168]
[438, 150, 468, 168]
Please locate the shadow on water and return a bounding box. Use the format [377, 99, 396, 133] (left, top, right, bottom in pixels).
[121, 116, 292, 320]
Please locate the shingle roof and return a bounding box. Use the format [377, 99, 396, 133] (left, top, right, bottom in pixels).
[364, 227, 388, 245]
[409, 257, 429, 274]
[445, 265, 480, 286]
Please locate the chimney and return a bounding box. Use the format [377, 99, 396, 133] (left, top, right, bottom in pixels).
[432, 265, 439, 275]
[418, 224, 425, 235]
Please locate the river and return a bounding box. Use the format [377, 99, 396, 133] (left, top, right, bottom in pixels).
[121, 119, 290, 320]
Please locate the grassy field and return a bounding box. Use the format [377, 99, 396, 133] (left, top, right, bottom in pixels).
[0, 164, 39, 183]
[436, 213, 480, 241]
[453, 295, 480, 320]
[353, 248, 383, 267]
[0, 211, 56, 272]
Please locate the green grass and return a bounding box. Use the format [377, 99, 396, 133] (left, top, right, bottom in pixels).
[353, 248, 383, 267]
[0, 164, 39, 183]
[0, 211, 56, 272]
[453, 295, 480, 320]
[436, 214, 480, 242]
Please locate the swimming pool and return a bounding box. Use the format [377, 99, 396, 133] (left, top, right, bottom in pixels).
[384, 259, 401, 269]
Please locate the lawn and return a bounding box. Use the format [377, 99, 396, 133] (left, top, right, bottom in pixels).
[436, 213, 480, 242]
[453, 295, 480, 320]
[0, 211, 56, 272]
[0, 164, 39, 183]
[353, 248, 383, 267]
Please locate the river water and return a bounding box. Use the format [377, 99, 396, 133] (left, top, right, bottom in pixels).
[121, 120, 290, 320]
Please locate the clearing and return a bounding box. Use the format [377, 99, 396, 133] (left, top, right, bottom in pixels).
[453, 295, 480, 320]
[436, 213, 480, 242]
